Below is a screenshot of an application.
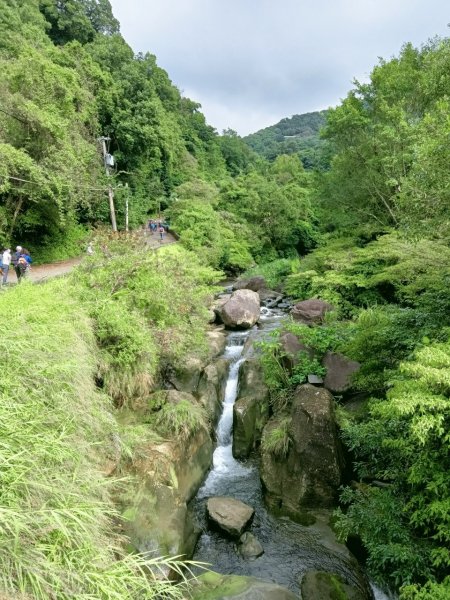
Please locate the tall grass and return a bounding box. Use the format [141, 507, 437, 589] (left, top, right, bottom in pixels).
[0, 280, 189, 599]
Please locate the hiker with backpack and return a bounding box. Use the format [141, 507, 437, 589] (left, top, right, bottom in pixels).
[159, 225, 165, 242]
[12, 246, 32, 282]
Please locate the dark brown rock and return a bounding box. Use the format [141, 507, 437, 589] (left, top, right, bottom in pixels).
[323, 351, 360, 394]
[279, 331, 314, 372]
[291, 298, 334, 325]
[261, 385, 343, 515]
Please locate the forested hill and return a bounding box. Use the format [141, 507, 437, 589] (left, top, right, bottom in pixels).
[243, 110, 329, 168]
[0, 0, 319, 269]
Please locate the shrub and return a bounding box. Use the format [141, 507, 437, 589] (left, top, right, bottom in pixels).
[151, 399, 209, 441]
[261, 417, 292, 457]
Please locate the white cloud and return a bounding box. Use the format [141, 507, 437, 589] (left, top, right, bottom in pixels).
[110, 0, 449, 134]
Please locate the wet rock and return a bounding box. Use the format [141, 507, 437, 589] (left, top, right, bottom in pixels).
[238, 532, 264, 559]
[233, 276, 267, 292]
[233, 395, 270, 459]
[197, 359, 229, 425]
[291, 298, 334, 325]
[233, 359, 270, 458]
[207, 496, 254, 538]
[323, 351, 360, 394]
[191, 572, 298, 600]
[258, 288, 283, 307]
[300, 570, 374, 600]
[219, 289, 260, 329]
[261, 384, 343, 515]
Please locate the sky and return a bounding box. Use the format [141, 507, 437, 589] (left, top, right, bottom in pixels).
[109, 0, 449, 136]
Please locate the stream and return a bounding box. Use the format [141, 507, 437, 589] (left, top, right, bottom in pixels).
[191, 309, 392, 599]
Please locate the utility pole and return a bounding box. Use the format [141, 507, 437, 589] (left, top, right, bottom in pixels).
[98, 136, 117, 232]
[125, 183, 129, 232]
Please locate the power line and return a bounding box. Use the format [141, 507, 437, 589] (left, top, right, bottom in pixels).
[1, 174, 109, 192]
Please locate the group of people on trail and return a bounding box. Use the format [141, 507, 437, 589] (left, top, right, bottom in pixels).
[0, 245, 33, 285]
[147, 219, 168, 241]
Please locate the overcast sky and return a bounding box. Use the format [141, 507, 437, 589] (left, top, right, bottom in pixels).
[109, 0, 449, 136]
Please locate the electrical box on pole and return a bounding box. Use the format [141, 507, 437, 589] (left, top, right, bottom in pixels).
[98, 136, 117, 232]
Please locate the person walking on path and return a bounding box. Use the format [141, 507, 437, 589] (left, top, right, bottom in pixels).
[11, 246, 23, 281]
[159, 225, 165, 242]
[18, 249, 32, 281]
[1, 248, 11, 284]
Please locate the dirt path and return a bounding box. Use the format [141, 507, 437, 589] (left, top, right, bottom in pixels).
[4, 231, 177, 285]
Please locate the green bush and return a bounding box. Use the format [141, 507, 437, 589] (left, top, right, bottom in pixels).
[243, 257, 299, 289]
[336, 338, 450, 590]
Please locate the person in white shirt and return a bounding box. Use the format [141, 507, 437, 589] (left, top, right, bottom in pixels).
[1, 248, 11, 284]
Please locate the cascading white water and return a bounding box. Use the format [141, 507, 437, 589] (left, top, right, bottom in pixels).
[192, 309, 394, 600]
[198, 330, 254, 497]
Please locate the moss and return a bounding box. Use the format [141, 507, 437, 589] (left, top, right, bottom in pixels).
[191, 572, 251, 599]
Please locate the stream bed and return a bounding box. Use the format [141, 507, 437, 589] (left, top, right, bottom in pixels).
[191, 312, 392, 599]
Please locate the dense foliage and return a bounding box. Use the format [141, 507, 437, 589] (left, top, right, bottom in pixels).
[255, 38, 450, 599]
[1, 0, 449, 598]
[243, 110, 331, 169]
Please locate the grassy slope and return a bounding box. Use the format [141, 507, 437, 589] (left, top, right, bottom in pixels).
[0, 279, 186, 599]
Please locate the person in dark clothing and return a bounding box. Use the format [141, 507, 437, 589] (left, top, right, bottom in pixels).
[11, 246, 23, 281]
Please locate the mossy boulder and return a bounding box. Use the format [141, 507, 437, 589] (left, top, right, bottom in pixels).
[300, 570, 373, 600]
[233, 395, 269, 459]
[191, 572, 298, 600]
[261, 385, 343, 514]
[168, 356, 204, 393]
[197, 358, 229, 425]
[232, 358, 270, 458]
[123, 484, 200, 567]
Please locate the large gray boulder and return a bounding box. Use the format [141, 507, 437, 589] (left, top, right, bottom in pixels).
[207, 496, 254, 538]
[261, 384, 343, 516]
[191, 572, 298, 600]
[323, 351, 360, 394]
[219, 289, 260, 329]
[291, 298, 334, 325]
[233, 276, 267, 292]
[233, 359, 270, 459]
